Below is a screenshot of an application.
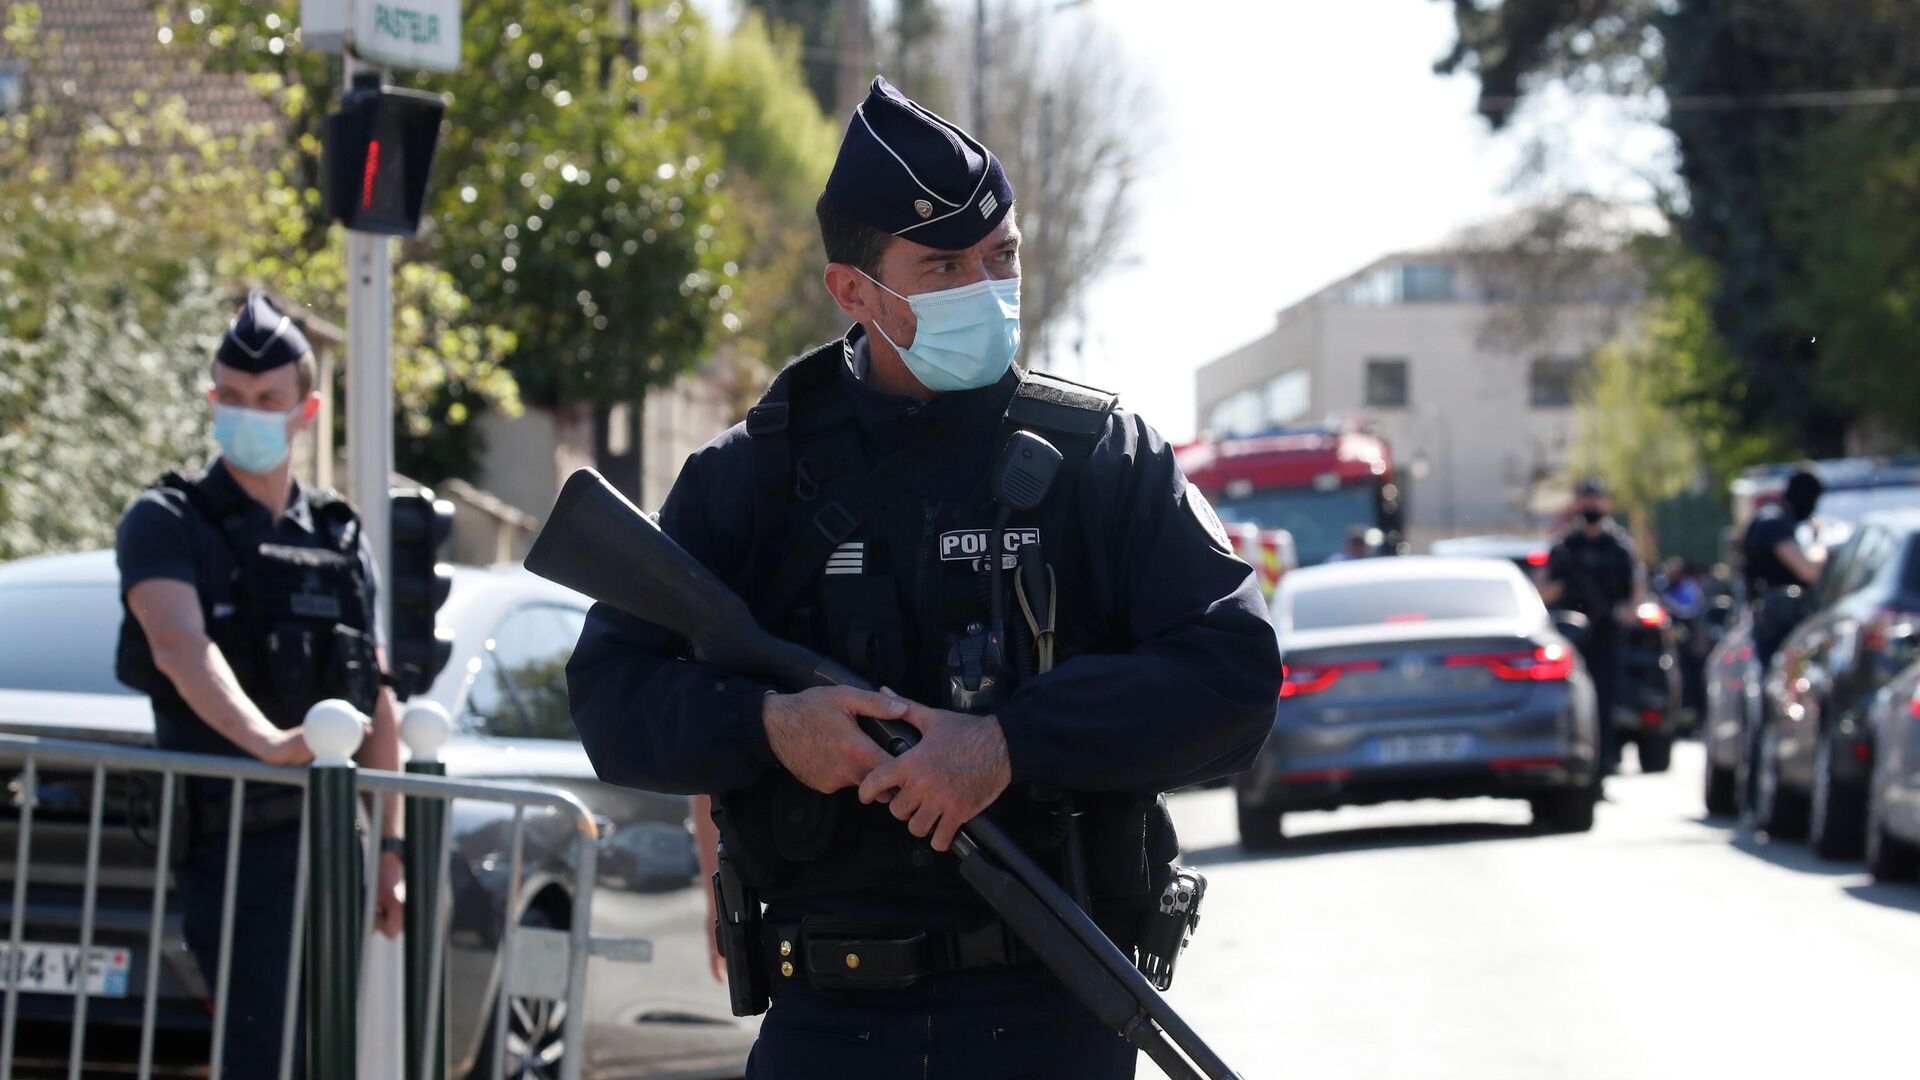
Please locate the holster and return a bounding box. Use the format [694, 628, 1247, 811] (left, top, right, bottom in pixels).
[712, 843, 770, 1016]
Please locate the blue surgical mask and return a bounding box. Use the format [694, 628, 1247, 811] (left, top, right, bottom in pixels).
[213, 402, 298, 474]
[862, 271, 1021, 392]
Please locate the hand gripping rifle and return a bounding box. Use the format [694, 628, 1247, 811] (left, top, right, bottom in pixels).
[526, 468, 1241, 1080]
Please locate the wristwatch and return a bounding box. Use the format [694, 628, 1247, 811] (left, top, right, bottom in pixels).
[379, 836, 406, 858]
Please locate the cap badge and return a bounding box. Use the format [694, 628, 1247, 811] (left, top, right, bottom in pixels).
[913, 199, 933, 219]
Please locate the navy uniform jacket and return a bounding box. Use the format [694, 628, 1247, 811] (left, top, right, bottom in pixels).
[116, 458, 382, 758]
[1546, 523, 1639, 650]
[567, 340, 1283, 802]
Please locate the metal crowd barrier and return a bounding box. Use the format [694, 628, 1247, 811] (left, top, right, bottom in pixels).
[0, 700, 605, 1080]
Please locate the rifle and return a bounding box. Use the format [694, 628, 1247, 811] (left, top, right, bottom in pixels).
[526, 468, 1241, 1080]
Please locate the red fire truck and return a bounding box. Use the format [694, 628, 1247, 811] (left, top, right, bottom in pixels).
[1176, 424, 1406, 567]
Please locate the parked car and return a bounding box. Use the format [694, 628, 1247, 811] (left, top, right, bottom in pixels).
[1235, 557, 1600, 849]
[1750, 511, 1920, 858]
[1701, 610, 1765, 817]
[0, 550, 755, 1079]
[1427, 536, 1681, 770]
[1864, 656, 1920, 882]
[1426, 535, 1550, 576]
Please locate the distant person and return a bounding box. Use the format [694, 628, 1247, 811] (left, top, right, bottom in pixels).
[1537, 477, 1645, 778]
[1741, 471, 1826, 661]
[1659, 558, 1704, 620]
[1324, 524, 1379, 563]
[114, 292, 405, 1076]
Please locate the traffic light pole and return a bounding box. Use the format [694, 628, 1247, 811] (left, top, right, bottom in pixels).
[344, 53, 395, 644]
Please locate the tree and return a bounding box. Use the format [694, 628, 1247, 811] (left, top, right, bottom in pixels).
[1435, 0, 1920, 456]
[1569, 325, 1703, 548]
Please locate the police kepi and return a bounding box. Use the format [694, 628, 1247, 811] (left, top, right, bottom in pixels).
[567, 75, 1284, 1080]
[115, 290, 408, 1077]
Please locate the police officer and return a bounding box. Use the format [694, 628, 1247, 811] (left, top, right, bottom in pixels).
[568, 78, 1282, 1079]
[116, 291, 405, 1076]
[1741, 469, 1825, 665]
[1537, 477, 1645, 778]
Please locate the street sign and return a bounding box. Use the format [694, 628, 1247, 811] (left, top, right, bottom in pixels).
[300, 0, 461, 73]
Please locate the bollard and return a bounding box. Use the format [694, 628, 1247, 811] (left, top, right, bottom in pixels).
[305, 700, 366, 1080]
[400, 701, 452, 1080]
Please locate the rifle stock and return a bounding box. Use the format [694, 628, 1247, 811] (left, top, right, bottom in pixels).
[525, 467, 1236, 1080]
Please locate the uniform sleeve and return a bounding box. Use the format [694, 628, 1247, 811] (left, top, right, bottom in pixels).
[993, 413, 1284, 794]
[565, 434, 781, 796]
[116, 490, 198, 593]
[356, 534, 385, 652]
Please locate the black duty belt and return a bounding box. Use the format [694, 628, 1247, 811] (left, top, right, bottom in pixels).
[760, 916, 1035, 993]
[192, 787, 306, 836]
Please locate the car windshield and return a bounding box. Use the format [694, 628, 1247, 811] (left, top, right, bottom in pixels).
[1215, 486, 1378, 565]
[0, 582, 136, 696]
[1286, 574, 1522, 632]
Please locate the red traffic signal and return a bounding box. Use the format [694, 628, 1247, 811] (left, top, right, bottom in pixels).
[323, 76, 446, 236]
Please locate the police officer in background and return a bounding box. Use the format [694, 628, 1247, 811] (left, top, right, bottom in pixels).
[1537, 477, 1645, 778]
[568, 78, 1282, 1078]
[116, 292, 405, 1076]
[1741, 469, 1825, 666]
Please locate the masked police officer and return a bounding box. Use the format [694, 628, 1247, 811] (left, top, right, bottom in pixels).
[1742, 469, 1825, 664]
[568, 78, 1282, 1078]
[115, 291, 405, 1076]
[1537, 477, 1645, 778]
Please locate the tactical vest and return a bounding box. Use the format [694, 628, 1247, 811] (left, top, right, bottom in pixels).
[714, 342, 1176, 925]
[116, 472, 381, 734]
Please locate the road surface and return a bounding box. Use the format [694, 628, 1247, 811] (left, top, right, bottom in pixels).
[1162, 739, 1920, 1080]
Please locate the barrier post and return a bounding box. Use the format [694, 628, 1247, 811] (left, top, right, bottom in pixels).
[401, 701, 451, 1080]
[304, 701, 365, 1080]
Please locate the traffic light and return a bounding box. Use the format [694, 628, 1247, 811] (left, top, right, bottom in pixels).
[388, 488, 455, 700]
[322, 73, 446, 236]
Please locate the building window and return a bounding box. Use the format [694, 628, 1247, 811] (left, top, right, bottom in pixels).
[1337, 261, 1457, 305]
[1264, 370, 1311, 427]
[1400, 263, 1456, 302]
[1529, 357, 1583, 408]
[1364, 359, 1409, 409]
[1206, 388, 1264, 437]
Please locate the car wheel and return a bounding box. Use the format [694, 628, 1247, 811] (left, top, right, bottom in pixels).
[1865, 766, 1920, 883]
[1531, 778, 1597, 834]
[1638, 733, 1673, 774]
[1754, 725, 1809, 840]
[471, 907, 568, 1080]
[1808, 731, 1866, 860]
[1704, 760, 1738, 817]
[1236, 798, 1285, 851]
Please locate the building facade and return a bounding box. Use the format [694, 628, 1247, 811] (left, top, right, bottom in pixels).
[1195, 221, 1644, 545]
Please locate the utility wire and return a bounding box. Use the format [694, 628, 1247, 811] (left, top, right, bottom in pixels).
[1483, 86, 1920, 112]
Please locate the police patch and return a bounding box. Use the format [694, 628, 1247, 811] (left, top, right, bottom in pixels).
[939, 528, 1040, 571]
[1185, 486, 1233, 554]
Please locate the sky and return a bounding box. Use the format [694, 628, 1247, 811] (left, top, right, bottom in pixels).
[712, 0, 1677, 441]
[1028, 0, 1675, 440]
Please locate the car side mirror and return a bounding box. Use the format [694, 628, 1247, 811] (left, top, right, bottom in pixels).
[1553, 610, 1591, 649]
[1889, 622, 1920, 664]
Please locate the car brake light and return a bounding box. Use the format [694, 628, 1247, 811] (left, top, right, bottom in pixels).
[1445, 644, 1573, 681]
[1910, 689, 1920, 721]
[1526, 550, 1549, 567]
[1279, 659, 1382, 698]
[1862, 606, 1919, 654]
[1635, 602, 1669, 628]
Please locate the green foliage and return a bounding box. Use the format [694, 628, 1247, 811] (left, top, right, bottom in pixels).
[183, 0, 840, 410]
[1437, 0, 1920, 458]
[0, 75, 243, 556]
[1570, 328, 1703, 525]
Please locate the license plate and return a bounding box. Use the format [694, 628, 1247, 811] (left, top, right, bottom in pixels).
[0, 942, 132, 998]
[1368, 733, 1474, 765]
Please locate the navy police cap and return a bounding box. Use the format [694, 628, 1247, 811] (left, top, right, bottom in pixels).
[214, 290, 312, 375]
[823, 76, 1015, 252]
